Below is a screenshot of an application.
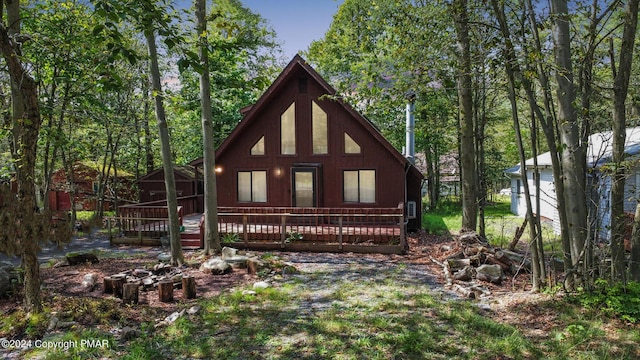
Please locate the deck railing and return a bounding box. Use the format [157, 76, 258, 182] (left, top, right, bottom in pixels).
[117, 204, 184, 239]
[216, 206, 405, 250]
[112, 203, 407, 254]
[121, 195, 202, 215]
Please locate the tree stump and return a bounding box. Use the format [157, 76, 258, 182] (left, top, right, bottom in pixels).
[158, 280, 174, 302]
[123, 283, 139, 304]
[182, 275, 196, 299]
[103, 276, 114, 294]
[113, 277, 124, 299]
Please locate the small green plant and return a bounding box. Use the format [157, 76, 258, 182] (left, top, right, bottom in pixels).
[285, 231, 303, 243]
[574, 280, 640, 323]
[221, 232, 240, 243]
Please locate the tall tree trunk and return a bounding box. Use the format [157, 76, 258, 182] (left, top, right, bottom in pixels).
[196, 0, 221, 255]
[0, 0, 44, 312]
[610, 0, 639, 283]
[452, 0, 477, 231]
[144, 26, 184, 266]
[490, 0, 544, 289]
[142, 79, 154, 174]
[551, 0, 588, 281]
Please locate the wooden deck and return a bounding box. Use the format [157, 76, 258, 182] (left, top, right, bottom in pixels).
[113, 205, 407, 254]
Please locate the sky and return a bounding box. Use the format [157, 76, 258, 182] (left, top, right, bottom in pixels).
[240, 0, 344, 59]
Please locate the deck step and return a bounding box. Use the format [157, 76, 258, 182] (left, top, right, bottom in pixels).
[181, 231, 202, 248]
[180, 232, 201, 239]
[180, 238, 202, 247]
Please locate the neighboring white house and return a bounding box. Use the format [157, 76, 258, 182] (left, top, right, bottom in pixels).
[505, 127, 640, 240]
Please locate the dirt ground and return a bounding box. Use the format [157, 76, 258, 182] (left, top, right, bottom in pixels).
[0, 230, 547, 337]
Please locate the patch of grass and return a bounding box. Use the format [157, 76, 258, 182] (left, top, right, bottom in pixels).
[424, 198, 562, 249]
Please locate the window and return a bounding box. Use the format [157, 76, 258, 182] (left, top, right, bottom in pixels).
[281, 103, 296, 154]
[251, 136, 265, 155]
[344, 132, 361, 154]
[238, 171, 267, 202]
[312, 101, 328, 154]
[343, 170, 375, 203]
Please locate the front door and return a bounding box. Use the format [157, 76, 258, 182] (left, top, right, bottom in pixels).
[292, 168, 316, 207]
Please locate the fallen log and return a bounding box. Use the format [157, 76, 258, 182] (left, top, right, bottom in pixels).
[453, 265, 474, 281]
[447, 258, 471, 270]
[453, 284, 476, 299]
[485, 255, 511, 272]
[508, 218, 528, 251]
[496, 249, 531, 273]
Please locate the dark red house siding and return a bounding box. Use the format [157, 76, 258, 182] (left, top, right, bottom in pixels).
[137, 166, 204, 211]
[193, 56, 423, 229]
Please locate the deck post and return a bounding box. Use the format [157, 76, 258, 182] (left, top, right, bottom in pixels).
[338, 215, 343, 250]
[399, 214, 406, 249]
[243, 215, 248, 244]
[138, 216, 142, 241]
[281, 215, 286, 248]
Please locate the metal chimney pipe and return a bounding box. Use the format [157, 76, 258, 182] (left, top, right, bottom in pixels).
[405, 96, 415, 164]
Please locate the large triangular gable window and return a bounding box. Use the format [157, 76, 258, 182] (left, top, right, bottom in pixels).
[251, 136, 265, 155]
[344, 132, 361, 154]
[312, 101, 328, 154]
[281, 102, 296, 155]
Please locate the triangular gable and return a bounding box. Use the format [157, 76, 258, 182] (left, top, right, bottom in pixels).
[136, 165, 201, 183]
[206, 55, 422, 180]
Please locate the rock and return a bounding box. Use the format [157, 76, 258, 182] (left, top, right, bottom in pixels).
[187, 306, 201, 315]
[439, 245, 452, 252]
[156, 310, 186, 328]
[56, 321, 78, 329]
[282, 264, 300, 275]
[133, 269, 151, 277]
[157, 253, 172, 263]
[81, 273, 98, 291]
[475, 264, 503, 284]
[221, 247, 238, 259]
[253, 281, 270, 290]
[242, 290, 257, 296]
[47, 316, 59, 332]
[225, 256, 249, 269]
[120, 326, 141, 341]
[153, 263, 172, 274]
[200, 258, 231, 275]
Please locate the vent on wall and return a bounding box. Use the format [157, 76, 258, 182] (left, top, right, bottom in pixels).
[407, 201, 417, 219]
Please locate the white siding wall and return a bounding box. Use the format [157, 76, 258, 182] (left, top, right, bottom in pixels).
[509, 169, 559, 233]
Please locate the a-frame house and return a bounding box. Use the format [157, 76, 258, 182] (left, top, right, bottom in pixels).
[192, 55, 423, 230]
